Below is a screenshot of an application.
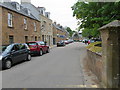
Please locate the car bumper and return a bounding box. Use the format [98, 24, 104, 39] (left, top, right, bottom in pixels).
[30, 50, 39, 55]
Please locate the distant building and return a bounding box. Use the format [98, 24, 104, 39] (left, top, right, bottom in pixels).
[52, 22, 69, 44]
[72, 31, 83, 41]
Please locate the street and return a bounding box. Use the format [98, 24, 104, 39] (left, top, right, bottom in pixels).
[2, 42, 87, 88]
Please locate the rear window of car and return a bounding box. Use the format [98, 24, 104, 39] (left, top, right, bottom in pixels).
[27, 42, 37, 46]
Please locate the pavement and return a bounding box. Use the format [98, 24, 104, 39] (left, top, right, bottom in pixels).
[80, 43, 101, 88]
[2, 42, 101, 88]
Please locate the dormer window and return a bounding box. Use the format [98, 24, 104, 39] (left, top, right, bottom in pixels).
[41, 10, 43, 15]
[27, 9, 31, 16]
[16, 3, 20, 11]
[37, 7, 46, 16]
[45, 12, 50, 18]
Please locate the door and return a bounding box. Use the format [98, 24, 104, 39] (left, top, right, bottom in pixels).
[53, 38, 56, 45]
[19, 44, 28, 60]
[11, 45, 21, 64]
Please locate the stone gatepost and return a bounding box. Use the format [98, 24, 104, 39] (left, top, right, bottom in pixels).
[99, 20, 120, 88]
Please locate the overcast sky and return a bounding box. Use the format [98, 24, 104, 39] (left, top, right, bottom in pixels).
[11, 0, 78, 30]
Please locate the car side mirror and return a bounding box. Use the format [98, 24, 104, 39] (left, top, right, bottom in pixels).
[11, 50, 15, 53]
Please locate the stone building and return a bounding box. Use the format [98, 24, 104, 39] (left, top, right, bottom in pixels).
[52, 22, 69, 44]
[21, 0, 53, 46]
[0, 1, 41, 45]
[38, 7, 53, 46]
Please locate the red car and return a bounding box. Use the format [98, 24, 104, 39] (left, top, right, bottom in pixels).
[26, 41, 50, 56]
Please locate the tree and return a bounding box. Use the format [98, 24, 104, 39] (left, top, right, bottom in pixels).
[72, 1, 120, 38]
[66, 27, 75, 37]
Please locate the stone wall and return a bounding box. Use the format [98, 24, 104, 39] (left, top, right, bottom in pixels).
[2, 7, 41, 45]
[99, 20, 120, 88]
[86, 50, 103, 82]
[40, 14, 53, 46]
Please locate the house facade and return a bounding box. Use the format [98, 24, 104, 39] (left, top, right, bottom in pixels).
[1, 0, 69, 46]
[21, 1, 53, 46]
[0, 2, 41, 45]
[52, 22, 69, 43]
[38, 7, 53, 46]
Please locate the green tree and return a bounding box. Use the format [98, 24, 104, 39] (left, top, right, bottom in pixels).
[72, 1, 120, 38]
[66, 27, 75, 37]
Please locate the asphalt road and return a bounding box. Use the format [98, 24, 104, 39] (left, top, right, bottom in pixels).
[2, 42, 87, 88]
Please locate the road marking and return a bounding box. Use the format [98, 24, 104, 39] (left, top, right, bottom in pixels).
[56, 85, 98, 88]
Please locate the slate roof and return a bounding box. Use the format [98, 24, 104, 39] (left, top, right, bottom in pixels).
[0, 2, 39, 21]
[53, 23, 69, 34]
[21, 3, 41, 21]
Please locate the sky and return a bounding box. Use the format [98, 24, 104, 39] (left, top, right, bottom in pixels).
[11, 0, 78, 30]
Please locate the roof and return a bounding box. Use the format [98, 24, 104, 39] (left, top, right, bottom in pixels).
[53, 23, 66, 32]
[21, 3, 41, 21]
[0, 2, 39, 21]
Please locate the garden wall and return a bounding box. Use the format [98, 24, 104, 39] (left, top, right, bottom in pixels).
[86, 49, 103, 82]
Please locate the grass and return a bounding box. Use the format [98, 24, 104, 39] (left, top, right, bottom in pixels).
[86, 41, 102, 53]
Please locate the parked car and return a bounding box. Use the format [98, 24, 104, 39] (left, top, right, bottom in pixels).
[68, 39, 74, 43]
[57, 40, 66, 47]
[64, 40, 69, 44]
[26, 41, 50, 56]
[0, 43, 31, 69]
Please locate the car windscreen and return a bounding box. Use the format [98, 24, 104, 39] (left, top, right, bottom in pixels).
[2, 45, 12, 54]
[27, 42, 37, 46]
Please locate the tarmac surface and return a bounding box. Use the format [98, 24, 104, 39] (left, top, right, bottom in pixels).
[2, 42, 99, 88]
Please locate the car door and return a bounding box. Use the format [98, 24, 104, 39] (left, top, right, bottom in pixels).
[39, 41, 46, 52]
[10, 44, 21, 64]
[19, 44, 28, 61]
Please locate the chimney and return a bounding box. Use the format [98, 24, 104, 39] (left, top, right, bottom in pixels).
[57, 24, 60, 27]
[21, 0, 31, 4]
[54, 22, 57, 25]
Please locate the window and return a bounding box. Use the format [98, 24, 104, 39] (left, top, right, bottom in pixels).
[38, 37, 40, 41]
[16, 3, 20, 11]
[24, 18, 27, 30]
[35, 36, 37, 41]
[42, 35, 44, 41]
[9, 36, 14, 44]
[41, 10, 43, 15]
[12, 45, 20, 51]
[19, 44, 27, 50]
[34, 22, 37, 31]
[25, 36, 28, 42]
[27, 9, 31, 16]
[39, 41, 45, 45]
[8, 13, 13, 27]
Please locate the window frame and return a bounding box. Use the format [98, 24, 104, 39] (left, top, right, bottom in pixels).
[34, 22, 37, 32]
[24, 18, 27, 30]
[8, 13, 13, 27]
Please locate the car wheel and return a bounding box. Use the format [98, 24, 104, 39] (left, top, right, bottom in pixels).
[4, 60, 12, 69]
[26, 54, 32, 61]
[39, 50, 43, 56]
[47, 48, 50, 53]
